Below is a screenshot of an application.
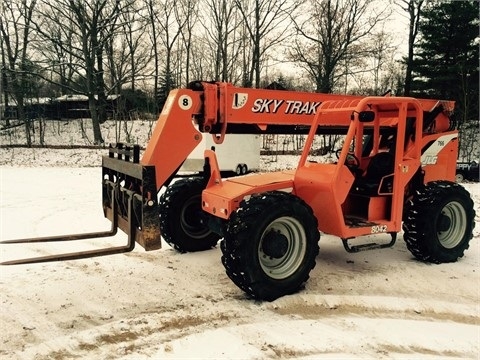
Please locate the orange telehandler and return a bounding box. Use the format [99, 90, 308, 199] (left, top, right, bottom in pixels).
[2, 81, 475, 301]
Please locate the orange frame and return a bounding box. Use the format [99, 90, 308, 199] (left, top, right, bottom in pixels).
[140, 82, 457, 241]
[201, 96, 457, 240]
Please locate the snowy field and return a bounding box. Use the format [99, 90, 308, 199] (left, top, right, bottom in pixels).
[0, 120, 479, 359]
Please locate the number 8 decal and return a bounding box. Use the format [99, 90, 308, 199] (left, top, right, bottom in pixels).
[179, 95, 192, 110]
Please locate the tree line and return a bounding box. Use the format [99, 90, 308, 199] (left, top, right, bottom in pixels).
[1, 0, 478, 153]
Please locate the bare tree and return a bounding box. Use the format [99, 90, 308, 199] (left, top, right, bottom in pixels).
[396, 0, 424, 96]
[32, 0, 132, 144]
[291, 0, 389, 93]
[201, 0, 242, 82]
[1, 26, 10, 126]
[177, 0, 198, 85]
[370, 30, 397, 94]
[378, 58, 405, 96]
[187, 38, 211, 81]
[144, 0, 160, 112]
[145, 0, 189, 110]
[106, 1, 150, 94]
[30, 6, 76, 97]
[0, 0, 38, 146]
[234, 0, 297, 88]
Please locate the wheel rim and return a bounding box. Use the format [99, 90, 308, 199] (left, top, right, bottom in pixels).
[437, 201, 466, 249]
[455, 173, 464, 182]
[180, 195, 211, 239]
[258, 216, 307, 280]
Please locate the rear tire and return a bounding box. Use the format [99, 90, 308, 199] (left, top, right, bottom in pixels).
[241, 164, 248, 175]
[235, 165, 242, 175]
[159, 178, 220, 252]
[402, 181, 475, 263]
[221, 191, 320, 301]
[455, 172, 465, 183]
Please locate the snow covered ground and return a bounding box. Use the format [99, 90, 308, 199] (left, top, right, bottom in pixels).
[1, 166, 478, 360]
[0, 120, 479, 359]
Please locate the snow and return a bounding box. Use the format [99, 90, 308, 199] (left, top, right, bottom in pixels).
[0, 119, 479, 359]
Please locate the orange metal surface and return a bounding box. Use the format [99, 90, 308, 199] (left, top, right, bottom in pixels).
[200, 92, 456, 239]
[421, 132, 459, 183]
[139, 82, 457, 241]
[202, 148, 296, 219]
[366, 196, 390, 221]
[202, 170, 295, 220]
[294, 163, 354, 236]
[141, 82, 454, 190]
[219, 83, 363, 128]
[141, 89, 204, 188]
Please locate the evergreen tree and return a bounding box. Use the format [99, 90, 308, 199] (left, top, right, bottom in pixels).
[157, 70, 177, 113]
[411, 0, 479, 124]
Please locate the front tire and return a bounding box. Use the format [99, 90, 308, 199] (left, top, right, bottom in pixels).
[159, 178, 220, 252]
[235, 165, 242, 175]
[402, 181, 475, 263]
[221, 192, 320, 301]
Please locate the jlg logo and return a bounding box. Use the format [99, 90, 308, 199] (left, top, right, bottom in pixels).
[251, 99, 321, 115]
[422, 155, 438, 165]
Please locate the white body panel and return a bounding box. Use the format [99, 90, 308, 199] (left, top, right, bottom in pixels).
[181, 134, 261, 174]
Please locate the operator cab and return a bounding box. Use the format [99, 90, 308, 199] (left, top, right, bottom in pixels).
[351, 133, 396, 195]
[340, 111, 398, 227]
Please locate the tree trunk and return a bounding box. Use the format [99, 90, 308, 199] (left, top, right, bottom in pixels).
[88, 96, 103, 144]
[404, 9, 415, 96]
[1, 46, 10, 127]
[403, 0, 423, 96]
[17, 101, 32, 147]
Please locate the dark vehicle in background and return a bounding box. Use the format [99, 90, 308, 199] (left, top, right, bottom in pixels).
[456, 161, 479, 182]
